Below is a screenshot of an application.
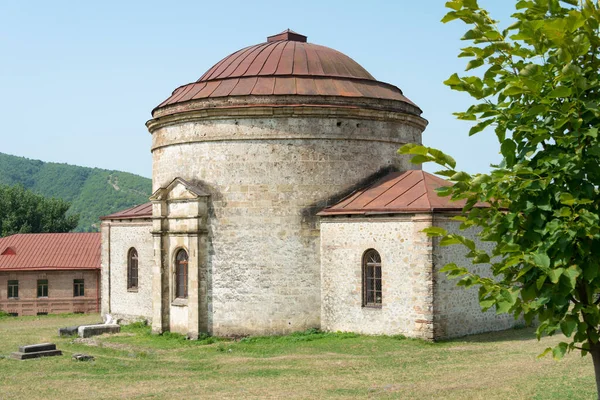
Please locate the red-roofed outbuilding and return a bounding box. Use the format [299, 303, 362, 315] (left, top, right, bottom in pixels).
[0, 233, 101, 316]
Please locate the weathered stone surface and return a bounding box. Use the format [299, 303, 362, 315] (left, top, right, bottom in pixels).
[59, 326, 79, 337]
[72, 353, 95, 361]
[148, 113, 422, 337]
[103, 78, 428, 338]
[18, 343, 56, 353]
[101, 221, 153, 323]
[59, 322, 103, 337]
[320, 215, 434, 339]
[77, 324, 120, 338]
[320, 213, 519, 340]
[432, 216, 517, 339]
[12, 349, 62, 360]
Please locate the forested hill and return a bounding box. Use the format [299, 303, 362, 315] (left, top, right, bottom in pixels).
[0, 152, 152, 232]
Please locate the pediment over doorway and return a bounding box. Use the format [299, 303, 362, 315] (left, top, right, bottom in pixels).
[149, 178, 210, 202]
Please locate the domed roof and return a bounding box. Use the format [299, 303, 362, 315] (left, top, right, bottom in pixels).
[153, 30, 420, 117]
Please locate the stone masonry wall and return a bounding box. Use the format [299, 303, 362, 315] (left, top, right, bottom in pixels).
[433, 216, 516, 339]
[320, 215, 434, 339]
[101, 220, 153, 322]
[150, 114, 423, 336]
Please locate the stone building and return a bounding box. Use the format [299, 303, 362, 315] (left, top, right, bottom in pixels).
[101, 30, 516, 340]
[0, 233, 101, 316]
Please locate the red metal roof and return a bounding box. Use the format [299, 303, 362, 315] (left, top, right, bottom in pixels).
[153, 30, 419, 116]
[318, 170, 475, 216]
[0, 233, 100, 271]
[100, 202, 152, 220]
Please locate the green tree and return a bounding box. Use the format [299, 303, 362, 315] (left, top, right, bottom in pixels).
[0, 184, 79, 236]
[400, 0, 600, 395]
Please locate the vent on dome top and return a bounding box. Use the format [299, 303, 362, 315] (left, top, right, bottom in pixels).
[267, 29, 307, 43]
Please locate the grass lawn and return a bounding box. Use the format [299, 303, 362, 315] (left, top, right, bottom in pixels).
[0, 313, 595, 399]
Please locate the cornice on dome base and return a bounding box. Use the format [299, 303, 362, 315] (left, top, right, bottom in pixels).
[146, 98, 428, 135]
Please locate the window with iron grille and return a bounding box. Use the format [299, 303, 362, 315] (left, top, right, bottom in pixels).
[362, 249, 382, 307]
[175, 249, 188, 299]
[37, 279, 48, 298]
[7, 280, 18, 299]
[73, 279, 85, 297]
[127, 248, 139, 290]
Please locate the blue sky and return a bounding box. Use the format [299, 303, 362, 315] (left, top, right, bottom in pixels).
[0, 1, 515, 178]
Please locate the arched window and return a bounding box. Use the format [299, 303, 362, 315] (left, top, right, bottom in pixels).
[362, 249, 382, 307]
[127, 248, 138, 290]
[175, 249, 188, 299]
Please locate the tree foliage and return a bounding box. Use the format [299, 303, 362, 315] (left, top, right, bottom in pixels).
[0, 152, 152, 232]
[400, 0, 600, 393]
[0, 184, 79, 236]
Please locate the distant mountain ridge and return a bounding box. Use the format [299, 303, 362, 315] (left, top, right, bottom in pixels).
[0, 152, 152, 232]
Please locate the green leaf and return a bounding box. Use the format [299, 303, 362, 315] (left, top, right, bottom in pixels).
[585, 127, 598, 138]
[451, 171, 471, 182]
[439, 262, 460, 273]
[548, 268, 565, 284]
[466, 58, 484, 71]
[410, 155, 433, 164]
[462, 28, 483, 40]
[445, 1, 462, 11]
[469, 119, 494, 136]
[399, 143, 428, 155]
[429, 148, 457, 168]
[441, 11, 459, 23]
[548, 86, 572, 98]
[538, 347, 553, 359]
[444, 73, 463, 86]
[560, 193, 576, 206]
[480, 299, 496, 310]
[563, 266, 580, 289]
[552, 342, 568, 360]
[560, 320, 577, 337]
[533, 253, 551, 269]
[440, 236, 462, 246]
[422, 227, 447, 237]
[536, 275, 547, 290]
[519, 64, 540, 77]
[496, 299, 513, 314]
[500, 139, 517, 162]
[463, 0, 478, 9]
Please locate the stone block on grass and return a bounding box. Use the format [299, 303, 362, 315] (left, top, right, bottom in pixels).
[77, 324, 120, 338]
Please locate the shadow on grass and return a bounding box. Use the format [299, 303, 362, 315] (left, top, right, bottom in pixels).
[447, 326, 537, 344]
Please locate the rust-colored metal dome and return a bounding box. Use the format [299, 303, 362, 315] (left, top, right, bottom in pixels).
[153, 30, 420, 117]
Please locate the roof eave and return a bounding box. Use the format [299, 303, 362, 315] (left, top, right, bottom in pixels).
[317, 207, 477, 217]
[0, 266, 101, 272]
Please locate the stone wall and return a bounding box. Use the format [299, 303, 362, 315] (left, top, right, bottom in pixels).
[100, 220, 153, 322]
[432, 216, 517, 339]
[0, 270, 99, 316]
[150, 179, 209, 339]
[149, 110, 425, 336]
[320, 215, 434, 339]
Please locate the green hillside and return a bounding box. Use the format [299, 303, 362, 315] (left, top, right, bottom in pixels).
[0, 152, 152, 232]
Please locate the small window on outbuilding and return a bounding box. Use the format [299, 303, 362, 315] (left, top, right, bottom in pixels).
[175, 249, 188, 299]
[127, 248, 139, 290]
[73, 279, 84, 297]
[7, 280, 18, 299]
[362, 249, 382, 307]
[37, 279, 48, 298]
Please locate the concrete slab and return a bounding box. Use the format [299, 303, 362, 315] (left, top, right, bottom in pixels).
[11, 349, 62, 360]
[59, 322, 103, 337]
[18, 343, 56, 353]
[77, 324, 120, 338]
